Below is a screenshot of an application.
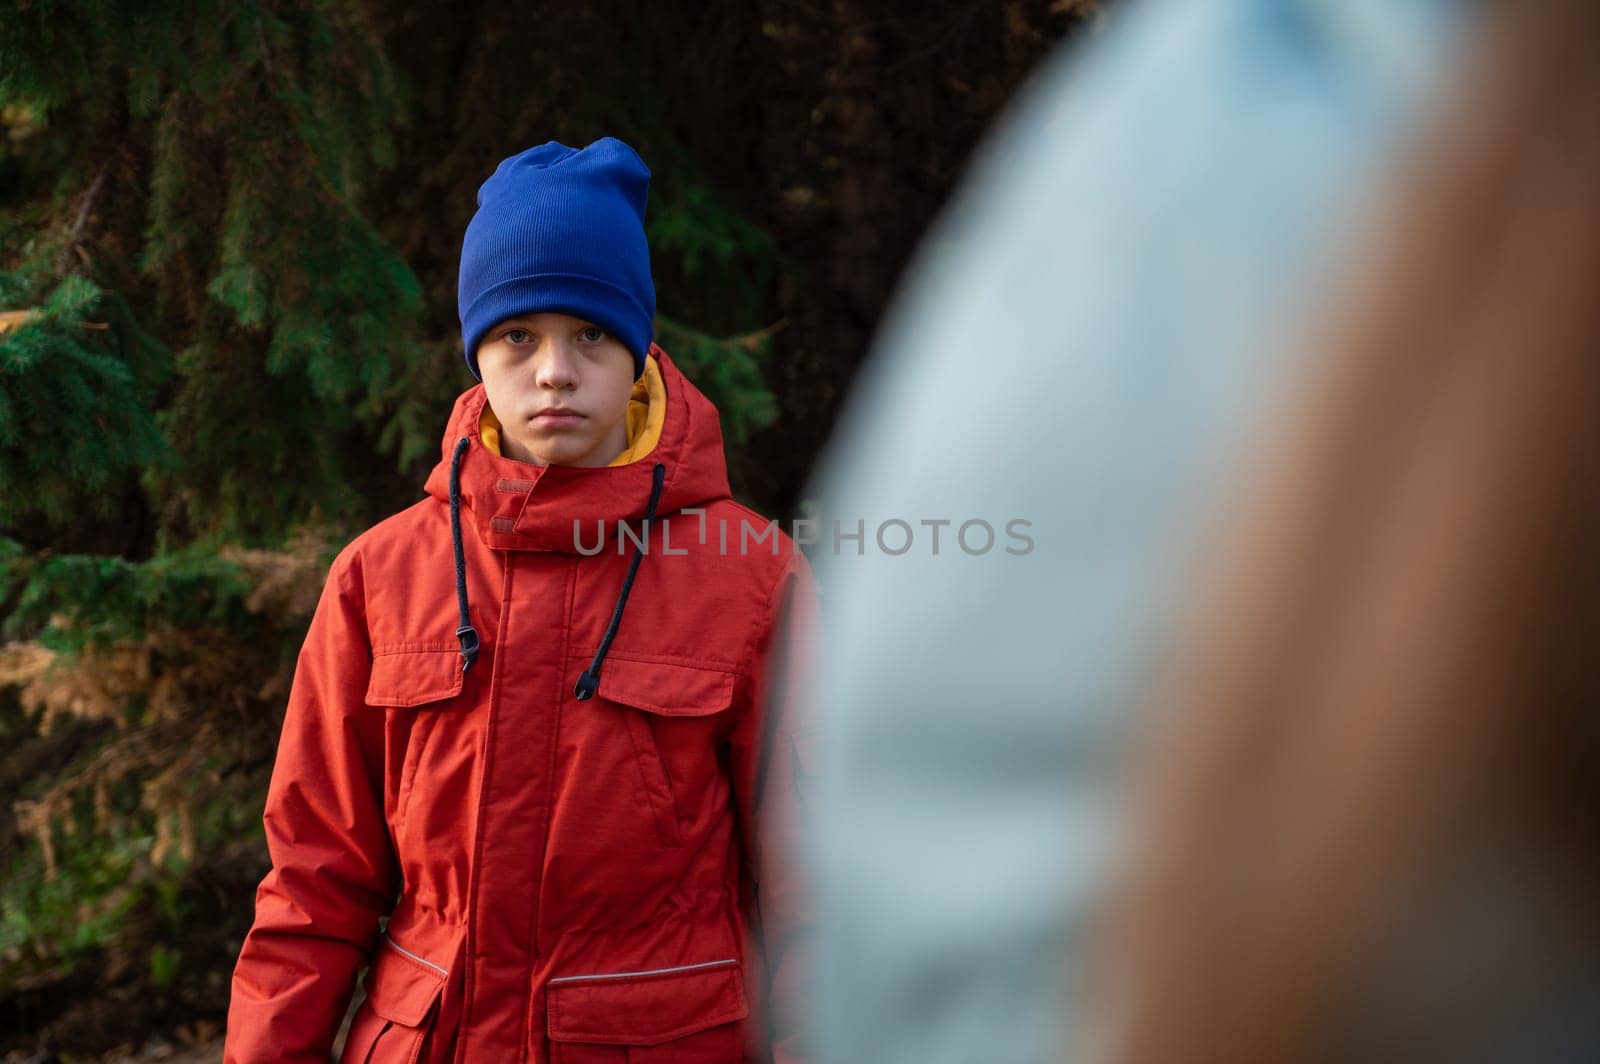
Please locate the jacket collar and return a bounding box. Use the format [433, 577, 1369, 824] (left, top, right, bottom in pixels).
[423, 344, 732, 553]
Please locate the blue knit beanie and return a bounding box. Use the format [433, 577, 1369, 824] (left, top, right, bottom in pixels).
[458, 137, 655, 381]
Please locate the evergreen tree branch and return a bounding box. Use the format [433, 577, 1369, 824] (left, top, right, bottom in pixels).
[56, 151, 117, 276]
[656, 315, 789, 352]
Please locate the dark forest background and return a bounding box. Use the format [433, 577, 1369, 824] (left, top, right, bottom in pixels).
[0, 2, 1095, 1056]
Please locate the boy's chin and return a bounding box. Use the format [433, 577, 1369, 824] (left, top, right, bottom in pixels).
[523, 437, 605, 468]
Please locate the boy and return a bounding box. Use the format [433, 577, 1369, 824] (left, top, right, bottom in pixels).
[225, 137, 813, 1063]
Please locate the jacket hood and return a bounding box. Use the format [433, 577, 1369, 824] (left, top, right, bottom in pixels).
[422, 344, 732, 553]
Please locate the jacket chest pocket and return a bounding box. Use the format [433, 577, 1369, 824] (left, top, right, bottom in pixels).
[546, 958, 749, 1063]
[365, 647, 476, 841]
[586, 657, 737, 849]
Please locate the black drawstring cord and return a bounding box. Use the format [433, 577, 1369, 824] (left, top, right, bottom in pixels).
[575, 462, 667, 701]
[449, 436, 481, 673]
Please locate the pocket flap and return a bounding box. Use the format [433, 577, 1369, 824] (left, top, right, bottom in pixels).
[363, 934, 450, 1027]
[547, 959, 748, 1046]
[594, 657, 736, 718]
[365, 648, 465, 708]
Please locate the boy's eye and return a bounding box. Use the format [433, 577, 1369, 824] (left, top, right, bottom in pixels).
[578, 326, 605, 343]
[503, 328, 532, 344]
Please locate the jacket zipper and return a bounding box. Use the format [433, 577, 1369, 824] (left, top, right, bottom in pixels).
[547, 957, 736, 984]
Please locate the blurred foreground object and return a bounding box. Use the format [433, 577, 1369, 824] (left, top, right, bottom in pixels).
[796, 0, 1466, 1060]
[1097, 0, 1600, 1061]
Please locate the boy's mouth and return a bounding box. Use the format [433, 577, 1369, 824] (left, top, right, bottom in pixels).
[530, 408, 586, 429]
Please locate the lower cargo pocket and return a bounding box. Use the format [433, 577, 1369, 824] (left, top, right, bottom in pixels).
[339, 934, 453, 1064]
[546, 958, 748, 1063]
[342, 1010, 432, 1064]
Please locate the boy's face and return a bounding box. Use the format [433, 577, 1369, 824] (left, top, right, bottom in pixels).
[476, 312, 636, 468]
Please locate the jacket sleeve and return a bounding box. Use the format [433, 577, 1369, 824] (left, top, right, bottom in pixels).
[729, 550, 821, 1064]
[225, 549, 399, 1063]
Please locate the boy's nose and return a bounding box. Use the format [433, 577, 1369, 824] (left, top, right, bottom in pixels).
[535, 342, 580, 391]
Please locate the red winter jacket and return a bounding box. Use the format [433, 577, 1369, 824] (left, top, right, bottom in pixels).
[225, 346, 814, 1063]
